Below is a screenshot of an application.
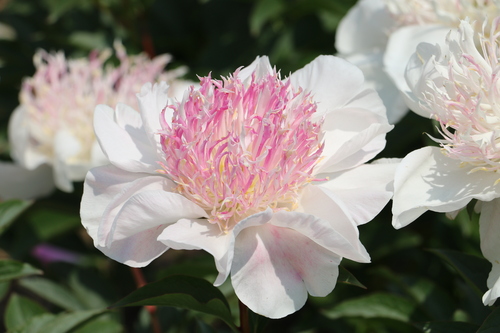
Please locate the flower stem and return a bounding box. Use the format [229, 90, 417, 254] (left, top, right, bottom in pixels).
[130, 267, 161, 333]
[238, 299, 250, 333]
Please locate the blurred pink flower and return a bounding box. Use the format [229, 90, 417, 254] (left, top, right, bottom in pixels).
[81, 55, 397, 318]
[0, 41, 191, 199]
[391, 18, 500, 306]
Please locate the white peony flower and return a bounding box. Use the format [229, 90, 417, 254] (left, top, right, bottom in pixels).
[0, 41, 191, 199]
[392, 18, 500, 306]
[336, 0, 500, 123]
[80, 55, 398, 318]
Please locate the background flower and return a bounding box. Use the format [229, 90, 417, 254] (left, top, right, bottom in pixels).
[392, 18, 500, 306]
[0, 41, 191, 199]
[81, 55, 397, 318]
[336, 0, 500, 123]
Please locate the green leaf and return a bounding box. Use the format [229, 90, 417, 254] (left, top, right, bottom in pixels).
[70, 317, 123, 333]
[415, 321, 479, 333]
[337, 266, 366, 289]
[26, 205, 80, 240]
[110, 275, 237, 331]
[5, 294, 47, 332]
[0, 281, 10, 300]
[40, 310, 105, 333]
[0, 260, 42, 282]
[0, 199, 32, 235]
[10, 313, 56, 333]
[429, 249, 490, 296]
[324, 292, 428, 323]
[19, 277, 84, 311]
[477, 307, 500, 333]
[249, 0, 285, 35]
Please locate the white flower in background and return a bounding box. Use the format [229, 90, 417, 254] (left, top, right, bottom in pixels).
[0, 41, 191, 199]
[392, 18, 500, 306]
[81, 55, 398, 318]
[336, 0, 500, 123]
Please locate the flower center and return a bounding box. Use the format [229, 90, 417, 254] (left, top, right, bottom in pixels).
[158, 70, 324, 232]
[424, 18, 500, 174]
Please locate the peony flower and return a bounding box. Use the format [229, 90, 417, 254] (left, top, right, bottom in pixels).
[80, 55, 397, 318]
[391, 18, 500, 306]
[0, 41, 191, 199]
[336, 0, 500, 123]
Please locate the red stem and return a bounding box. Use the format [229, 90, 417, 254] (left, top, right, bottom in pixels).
[238, 299, 250, 333]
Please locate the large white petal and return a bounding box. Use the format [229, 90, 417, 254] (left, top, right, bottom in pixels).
[158, 208, 273, 286]
[335, 0, 393, 55]
[108, 190, 208, 245]
[0, 162, 54, 200]
[137, 82, 169, 149]
[81, 165, 168, 266]
[316, 108, 392, 174]
[384, 24, 451, 101]
[231, 221, 341, 318]
[343, 51, 408, 123]
[94, 103, 158, 173]
[478, 199, 500, 306]
[392, 147, 500, 229]
[288, 55, 367, 119]
[318, 159, 399, 225]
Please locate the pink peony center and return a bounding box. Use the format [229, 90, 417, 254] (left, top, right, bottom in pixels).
[158, 70, 324, 232]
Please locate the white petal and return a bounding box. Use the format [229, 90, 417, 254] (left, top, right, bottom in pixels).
[0, 162, 54, 200]
[94, 103, 158, 173]
[8, 105, 49, 169]
[137, 82, 169, 148]
[478, 199, 500, 305]
[318, 159, 399, 225]
[108, 190, 208, 245]
[81, 165, 168, 266]
[288, 55, 367, 119]
[392, 147, 500, 229]
[335, 0, 393, 54]
[231, 222, 341, 318]
[384, 24, 451, 100]
[238, 56, 273, 82]
[158, 208, 273, 286]
[343, 51, 408, 123]
[316, 108, 392, 174]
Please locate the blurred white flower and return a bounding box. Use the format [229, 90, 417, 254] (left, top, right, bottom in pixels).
[81, 55, 397, 318]
[336, 0, 500, 123]
[391, 18, 500, 306]
[0, 42, 191, 199]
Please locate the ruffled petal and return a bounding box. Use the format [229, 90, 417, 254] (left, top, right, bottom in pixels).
[81, 165, 169, 266]
[94, 103, 158, 173]
[231, 217, 342, 318]
[0, 162, 55, 200]
[478, 199, 500, 306]
[384, 24, 451, 103]
[158, 208, 273, 286]
[318, 159, 399, 225]
[335, 0, 393, 54]
[392, 147, 500, 229]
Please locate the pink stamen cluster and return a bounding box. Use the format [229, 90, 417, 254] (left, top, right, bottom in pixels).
[159, 70, 324, 232]
[426, 18, 500, 173]
[20, 41, 174, 161]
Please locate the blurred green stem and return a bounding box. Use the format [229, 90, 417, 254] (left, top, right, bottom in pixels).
[130, 267, 161, 333]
